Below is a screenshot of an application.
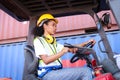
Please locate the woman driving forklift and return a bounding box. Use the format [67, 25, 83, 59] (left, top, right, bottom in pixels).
[33, 13, 96, 80]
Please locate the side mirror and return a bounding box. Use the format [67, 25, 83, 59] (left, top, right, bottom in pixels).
[101, 12, 111, 29]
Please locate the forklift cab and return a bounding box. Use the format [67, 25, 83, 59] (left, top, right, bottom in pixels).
[0, 0, 120, 80]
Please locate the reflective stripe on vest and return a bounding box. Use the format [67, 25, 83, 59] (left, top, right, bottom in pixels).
[36, 37, 62, 78]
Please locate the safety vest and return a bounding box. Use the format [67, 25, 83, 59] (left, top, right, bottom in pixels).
[36, 37, 62, 78]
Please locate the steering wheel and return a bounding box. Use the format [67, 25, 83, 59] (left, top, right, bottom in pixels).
[70, 42, 94, 63]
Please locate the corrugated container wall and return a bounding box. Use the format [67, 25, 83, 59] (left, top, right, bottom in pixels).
[0, 10, 29, 44]
[0, 31, 120, 80]
[0, 9, 119, 44]
[0, 42, 26, 80]
[56, 10, 118, 36]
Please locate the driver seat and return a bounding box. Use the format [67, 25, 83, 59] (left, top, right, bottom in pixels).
[22, 45, 40, 80]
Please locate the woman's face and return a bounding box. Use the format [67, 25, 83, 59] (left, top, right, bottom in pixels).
[44, 20, 57, 35]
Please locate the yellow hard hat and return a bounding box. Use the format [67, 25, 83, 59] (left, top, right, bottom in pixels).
[37, 13, 58, 27]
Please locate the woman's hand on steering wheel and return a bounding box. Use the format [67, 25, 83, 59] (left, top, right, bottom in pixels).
[87, 39, 96, 46]
[68, 48, 78, 54]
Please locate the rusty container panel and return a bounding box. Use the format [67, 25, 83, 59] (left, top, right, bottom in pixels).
[56, 10, 117, 32]
[57, 14, 96, 32]
[0, 9, 119, 44]
[0, 9, 29, 41]
[56, 10, 119, 36]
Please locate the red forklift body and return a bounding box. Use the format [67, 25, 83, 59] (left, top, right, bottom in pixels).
[94, 73, 115, 80]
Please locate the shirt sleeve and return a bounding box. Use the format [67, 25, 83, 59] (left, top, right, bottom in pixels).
[33, 38, 47, 58]
[56, 43, 64, 53]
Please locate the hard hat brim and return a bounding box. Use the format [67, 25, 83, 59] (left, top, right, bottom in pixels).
[51, 18, 58, 24]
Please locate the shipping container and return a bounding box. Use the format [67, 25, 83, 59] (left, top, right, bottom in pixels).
[0, 31, 120, 80]
[0, 9, 119, 44]
[0, 9, 29, 44]
[0, 42, 26, 80]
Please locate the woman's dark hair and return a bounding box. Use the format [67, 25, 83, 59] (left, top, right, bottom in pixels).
[32, 26, 44, 37]
[32, 19, 51, 37]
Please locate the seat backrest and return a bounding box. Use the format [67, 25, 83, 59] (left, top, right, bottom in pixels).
[22, 45, 40, 80]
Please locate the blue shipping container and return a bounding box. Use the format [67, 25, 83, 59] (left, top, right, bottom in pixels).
[0, 31, 120, 80]
[0, 42, 26, 80]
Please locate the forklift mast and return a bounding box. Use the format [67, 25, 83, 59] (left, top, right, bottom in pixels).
[90, 0, 120, 63]
[95, 0, 120, 62]
[108, 0, 120, 28]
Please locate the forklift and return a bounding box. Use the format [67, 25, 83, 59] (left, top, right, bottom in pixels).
[0, 0, 120, 80]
